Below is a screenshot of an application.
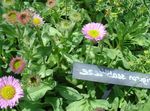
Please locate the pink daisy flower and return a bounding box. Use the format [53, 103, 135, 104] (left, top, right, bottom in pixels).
[46, 0, 56, 8]
[82, 22, 107, 41]
[17, 10, 31, 25]
[0, 76, 24, 109]
[9, 56, 26, 74]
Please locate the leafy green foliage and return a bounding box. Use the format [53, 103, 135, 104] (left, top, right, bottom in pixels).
[66, 98, 110, 111]
[0, 0, 150, 110]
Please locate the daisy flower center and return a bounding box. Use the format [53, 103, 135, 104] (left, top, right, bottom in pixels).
[21, 14, 27, 19]
[0, 85, 16, 100]
[8, 12, 16, 20]
[33, 18, 41, 25]
[13, 60, 21, 70]
[30, 77, 37, 83]
[87, 30, 100, 38]
[48, 1, 53, 4]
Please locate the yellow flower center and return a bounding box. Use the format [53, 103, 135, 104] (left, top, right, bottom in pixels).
[14, 60, 21, 70]
[87, 30, 100, 38]
[0, 85, 16, 100]
[8, 12, 17, 20]
[33, 18, 41, 25]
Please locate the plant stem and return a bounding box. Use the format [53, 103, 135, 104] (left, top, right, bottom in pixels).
[16, 25, 23, 49]
[19, 0, 22, 9]
[4, 108, 8, 111]
[85, 42, 92, 63]
[36, 27, 44, 47]
[16, 106, 20, 111]
[99, 41, 104, 52]
[65, 0, 68, 19]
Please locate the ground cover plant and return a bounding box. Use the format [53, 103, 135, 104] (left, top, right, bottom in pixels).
[0, 0, 150, 111]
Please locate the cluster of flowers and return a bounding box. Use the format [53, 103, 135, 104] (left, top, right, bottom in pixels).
[2, 0, 57, 26]
[2, 0, 56, 8]
[0, 57, 25, 109]
[1, 0, 57, 109]
[3, 10, 44, 26]
[0, 0, 107, 109]
[3, 0, 107, 41]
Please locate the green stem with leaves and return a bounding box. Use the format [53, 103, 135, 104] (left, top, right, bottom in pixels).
[36, 27, 44, 47]
[16, 25, 24, 49]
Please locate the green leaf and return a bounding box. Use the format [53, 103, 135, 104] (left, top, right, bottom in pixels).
[37, 46, 51, 57]
[110, 97, 119, 111]
[56, 86, 83, 102]
[60, 52, 79, 63]
[112, 86, 124, 98]
[27, 79, 56, 101]
[32, 2, 45, 12]
[89, 99, 110, 110]
[104, 48, 120, 60]
[66, 99, 110, 111]
[66, 99, 91, 111]
[39, 65, 53, 78]
[141, 98, 150, 111]
[20, 100, 44, 111]
[45, 97, 64, 111]
[61, 53, 73, 63]
[86, 82, 96, 98]
[132, 36, 150, 47]
[49, 27, 62, 37]
[42, 24, 62, 37]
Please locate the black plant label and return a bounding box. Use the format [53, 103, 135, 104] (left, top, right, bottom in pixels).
[72, 62, 150, 89]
